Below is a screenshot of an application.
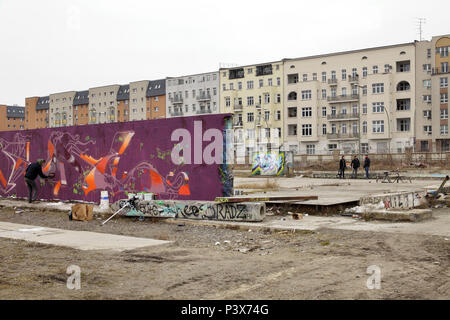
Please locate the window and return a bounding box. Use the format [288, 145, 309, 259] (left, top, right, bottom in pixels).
[259, 79, 264, 88]
[288, 74, 299, 84]
[423, 64, 431, 72]
[441, 93, 448, 104]
[264, 93, 270, 104]
[424, 126, 432, 134]
[247, 113, 254, 122]
[396, 61, 410, 72]
[441, 78, 448, 88]
[423, 95, 432, 103]
[362, 86, 367, 95]
[268, 79, 272, 86]
[441, 125, 449, 135]
[302, 107, 312, 117]
[288, 124, 297, 136]
[441, 62, 449, 73]
[384, 64, 391, 73]
[328, 144, 338, 151]
[397, 118, 410, 132]
[247, 96, 254, 106]
[303, 74, 308, 81]
[288, 107, 297, 118]
[362, 104, 367, 114]
[362, 67, 368, 77]
[276, 94, 281, 103]
[438, 46, 449, 57]
[264, 111, 270, 121]
[277, 77, 281, 86]
[397, 99, 411, 111]
[341, 69, 347, 80]
[372, 102, 385, 113]
[276, 110, 281, 120]
[313, 73, 317, 81]
[341, 123, 347, 134]
[229, 83, 234, 91]
[301, 90, 312, 100]
[322, 124, 327, 135]
[247, 81, 254, 89]
[247, 129, 255, 139]
[372, 120, 385, 133]
[361, 143, 369, 154]
[363, 121, 367, 134]
[225, 97, 231, 107]
[372, 83, 384, 94]
[331, 124, 336, 134]
[441, 109, 448, 119]
[322, 107, 327, 117]
[302, 124, 312, 136]
[331, 71, 336, 80]
[373, 66, 378, 74]
[423, 80, 431, 89]
[306, 145, 315, 155]
[424, 110, 432, 119]
[288, 92, 297, 101]
[321, 89, 327, 99]
[427, 48, 431, 58]
[322, 72, 327, 82]
[237, 82, 242, 90]
[342, 87, 347, 96]
[352, 68, 357, 77]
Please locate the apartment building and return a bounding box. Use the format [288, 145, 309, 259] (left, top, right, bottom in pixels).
[35, 96, 50, 129]
[88, 85, 120, 124]
[116, 85, 130, 122]
[166, 71, 219, 118]
[25, 97, 39, 129]
[0, 105, 26, 131]
[73, 91, 89, 126]
[219, 62, 284, 154]
[49, 91, 76, 127]
[415, 35, 450, 152]
[283, 43, 416, 155]
[129, 80, 149, 121]
[146, 79, 166, 119]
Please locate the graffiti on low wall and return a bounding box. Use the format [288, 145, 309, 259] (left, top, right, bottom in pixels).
[0, 115, 232, 203]
[111, 199, 265, 222]
[251, 152, 285, 176]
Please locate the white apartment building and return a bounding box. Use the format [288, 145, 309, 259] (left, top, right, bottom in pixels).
[283, 43, 416, 155]
[129, 80, 149, 121]
[88, 85, 120, 124]
[166, 71, 220, 118]
[49, 91, 76, 127]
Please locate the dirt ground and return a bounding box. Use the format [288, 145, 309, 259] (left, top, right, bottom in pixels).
[0, 206, 449, 300]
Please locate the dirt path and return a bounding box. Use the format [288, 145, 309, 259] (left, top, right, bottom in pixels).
[0, 207, 449, 299]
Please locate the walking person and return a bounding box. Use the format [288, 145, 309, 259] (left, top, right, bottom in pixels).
[351, 155, 360, 179]
[363, 155, 371, 179]
[24, 159, 54, 203]
[339, 156, 346, 179]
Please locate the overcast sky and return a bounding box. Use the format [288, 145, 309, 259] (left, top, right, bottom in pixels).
[0, 0, 449, 105]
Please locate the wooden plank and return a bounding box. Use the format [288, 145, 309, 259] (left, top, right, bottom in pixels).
[215, 196, 318, 203]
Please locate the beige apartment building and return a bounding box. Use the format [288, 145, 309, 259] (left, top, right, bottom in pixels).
[88, 85, 120, 124]
[415, 35, 450, 152]
[49, 91, 76, 127]
[219, 62, 284, 155]
[129, 80, 149, 121]
[283, 43, 417, 155]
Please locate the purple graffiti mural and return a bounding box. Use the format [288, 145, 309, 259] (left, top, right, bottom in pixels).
[0, 114, 230, 203]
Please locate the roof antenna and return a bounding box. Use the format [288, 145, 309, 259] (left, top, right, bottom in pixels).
[416, 17, 426, 41]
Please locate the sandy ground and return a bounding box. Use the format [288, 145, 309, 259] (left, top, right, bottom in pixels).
[0, 206, 449, 300]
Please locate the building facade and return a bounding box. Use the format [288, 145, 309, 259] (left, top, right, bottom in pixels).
[34, 96, 50, 129]
[219, 62, 284, 155]
[49, 91, 76, 127]
[88, 85, 120, 124]
[415, 35, 450, 152]
[0, 105, 26, 131]
[146, 79, 166, 119]
[25, 97, 39, 130]
[283, 43, 416, 155]
[73, 91, 90, 126]
[116, 85, 130, 122]
[129, 80, 149, 121]
[166, 72, 220, 118]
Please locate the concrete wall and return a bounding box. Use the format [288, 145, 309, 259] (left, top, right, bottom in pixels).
[0, 114, 232, 203]
[111, 199, 265, 222]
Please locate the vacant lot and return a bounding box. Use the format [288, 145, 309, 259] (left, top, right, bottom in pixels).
[0, 206, 449, 300]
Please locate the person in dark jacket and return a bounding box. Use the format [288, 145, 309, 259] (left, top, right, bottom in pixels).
[339, 156, 346, 179]
[363, 155, 371, 179]
[24, 159, 54, 203]
[351, 156, 360, 179]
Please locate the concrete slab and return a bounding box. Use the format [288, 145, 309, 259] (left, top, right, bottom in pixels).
[0, 221, 170, 252]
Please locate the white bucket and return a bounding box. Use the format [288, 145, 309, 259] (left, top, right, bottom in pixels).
[100, 191, 109, 210]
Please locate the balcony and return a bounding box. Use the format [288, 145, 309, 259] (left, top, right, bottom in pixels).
[196, 108, 212, 115]
[327, 113, 360, 121]
[234, 104, 243, 112]
[170, 111, 184, 117]
[327, 133, 360, 140]
[432, 67, 449, 75]
[328, 78, 338, 86]
[233, 121, 243, 128]
[327, 94, 360, 103]
[196, 93, 211, 101]
[348, 75, 359, 83]
[170, 96, 183, 104]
